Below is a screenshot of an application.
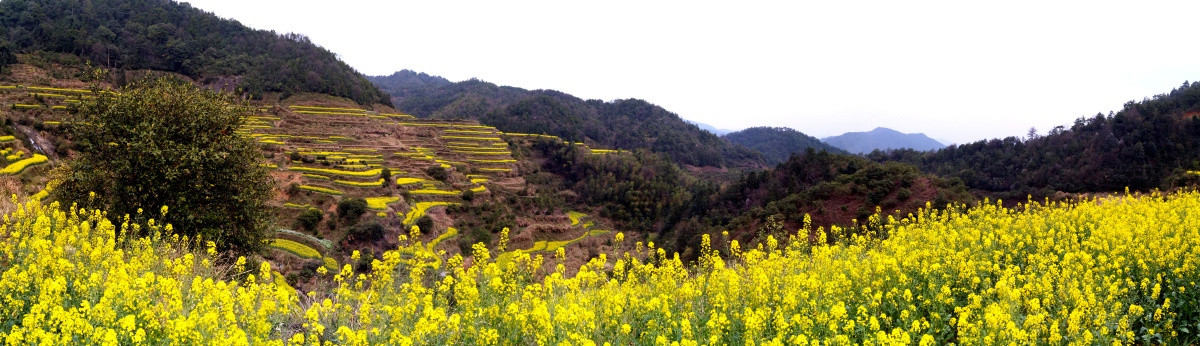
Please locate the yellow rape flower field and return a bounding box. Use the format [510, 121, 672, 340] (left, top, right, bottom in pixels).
[2, 191, 1199, 344]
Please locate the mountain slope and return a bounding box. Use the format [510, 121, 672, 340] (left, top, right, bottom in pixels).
[822, 127, 946, 154]
[0, 0, 390, 106]
[870, 81, 1200, 197]
[371, 73, 765, 168]
[723, 126, 846, 165]
[660, 149, 973, 257]
[367, 70, 451, 96]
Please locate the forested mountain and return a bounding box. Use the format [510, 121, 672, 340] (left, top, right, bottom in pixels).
[646, 148, 972, 257]
[823, 127, 946, 154]
[370, 73, 765, 168]
[0, 0, 390, 105]
[723, 126, 846, 165]
[513, 136, 972, 259]
[367, 70, 450, 96]
[869, 81, 1200, 198]
[515, 138, 712, 233]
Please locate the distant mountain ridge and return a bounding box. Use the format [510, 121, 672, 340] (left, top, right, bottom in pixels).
[685, 120, 735, 136]
[723, 127, 846, 165]
[367, 70, 451, 96]
[822, 127, 946, 154]
[370, 71, 765, 168]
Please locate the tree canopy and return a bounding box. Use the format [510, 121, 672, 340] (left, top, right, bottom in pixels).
[0, 0, 390, 106]
[869, 81, 1200, 198]
[53, 77, 275, 253]
[372, 73, 765, 168]
[723, 126, 846, 165]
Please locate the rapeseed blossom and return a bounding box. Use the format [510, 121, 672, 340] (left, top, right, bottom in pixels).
[1, 191, 1198, 344]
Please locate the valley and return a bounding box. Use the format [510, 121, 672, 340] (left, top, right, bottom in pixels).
[0, 0, 1197, 343]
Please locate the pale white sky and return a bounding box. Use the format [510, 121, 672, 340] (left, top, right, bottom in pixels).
[183, 0, 1200, 144]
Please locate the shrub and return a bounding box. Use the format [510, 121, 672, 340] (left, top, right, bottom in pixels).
[296, 208, 323, 232]
[896, 188, 912, 201]
[338, 198, 368, 222]
[354, 250, 375, 273]
[415, 215, 434, 234]
[380, 167, 392, 187]
[347, 221, 385, 242]
[426, 165, 448, 181]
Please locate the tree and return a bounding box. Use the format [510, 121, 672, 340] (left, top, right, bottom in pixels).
[337, 198, 368, 223]
[426, 165, 448, 181]
[380, 167, 392, 187]
[415, 215, 434, 234]
[0, 38, 16, 68]
[296, 208, 323, 233]
[54, 77, 275, 254]
[347, 221, 384, 242]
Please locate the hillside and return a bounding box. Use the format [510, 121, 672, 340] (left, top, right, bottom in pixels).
[0, 55, 651, 281]
[370, 71, 764, 169]
[870, 81, 1200, 198]
[723, 126, 846, 165]
[822, 127, 946, 154]
[368, 69, 451, 96]
[0, 0, 390, 106]
[685, 149, 972, 251]
[0, 55, 970, 272]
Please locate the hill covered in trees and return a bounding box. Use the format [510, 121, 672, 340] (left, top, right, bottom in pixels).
[0, 0, 390, 106]
[511, 136, 973, 260]
[687, 149, 972, 250]
[368, 69, 451, 96]
[869, 81, 1200, 198]
[723, 126, 845, 165]
[370, 70, 764, 168]
[822, 127, 946, 154]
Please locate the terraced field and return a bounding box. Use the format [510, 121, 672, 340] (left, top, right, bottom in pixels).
[249, 104, 516, 203]
[496, 211, 611, 268]
[0, 78, 630, 284]
[0, 84, 63, 198]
